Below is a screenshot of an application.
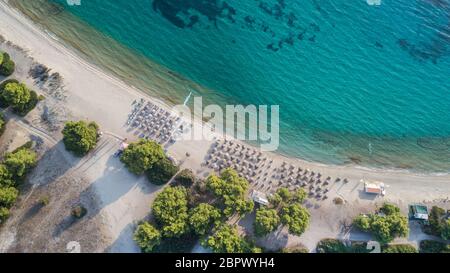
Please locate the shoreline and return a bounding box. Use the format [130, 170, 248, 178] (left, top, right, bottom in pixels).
[2, 0, 448, 177]
[1, 0, 449, 182]
[1, 0, 449, 252]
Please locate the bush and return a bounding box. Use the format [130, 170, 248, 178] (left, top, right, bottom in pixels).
[0, 164, 14, 188]
[426, 206, 449, 239]
[4, 147, 38, 179]
[0, 53, 15, 76]
[1, 82, 31, 110]
[0, 112, 5, 136]
[146, 156, 179, 185]
[419, 240, 450, 253]
[39, 196, 50, 206]
[134, 222, 162, 253]
[316, 239, 348, 253]
[382, 244, 417, 253]
[71, 205, 87, 219]
[120, 139, 165, 175]
[174, 169, 196, 187]
[281, 245, 309, 253]
[0, 206, 10, 224]
[152, 186, 189, 238]
[0, 186, 19, 208]
[62, 121, 99, 156]
[14, 90, 40, 116]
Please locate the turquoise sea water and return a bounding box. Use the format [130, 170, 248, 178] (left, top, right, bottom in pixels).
[9, 0, 450, 171]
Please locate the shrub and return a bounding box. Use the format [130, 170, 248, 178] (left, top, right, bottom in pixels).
[146, 156, 179, 185]
[120, 139, 164, 175]
[0, 53, 15, 76]
[281, 245, 309, 253]
[419, 240, 450, 253]
[39, 196, 50, 206]
[254, 208, 281, 237]
[174, 169, 196, 187]
[4, 147, 38, 179]
[152, 186, 189, 238]
[188, 203, 221, 236]
[316, 239, 348, 253]
[62, 121, 99, 156]
[71, 205, 87, 219]
[134, 222, 161, 253]
[0, 186, 19, 208]
[0, 206, 10, 224]
[0, 164, 14, 188]
[14, 90, 40, 116]
[0, 79, 18, 108]
[382, 244, 417, 253]
[1, 82, 31, 111]
[0, 52, 3, 65]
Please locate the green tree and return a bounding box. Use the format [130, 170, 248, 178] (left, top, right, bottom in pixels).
[189, 203, 221, 236]
[281, 203, 310, 236]
[0, 53, 15, 76]
[254, 208, 281, 237]
[0, 207, 10, 224]
[0, 164, 14, 187]
[353, 203, 409, 244]
[441, 219, 450, 240]
[146, 156, 179, 185]
[152, 186, 189, 238]
[0, 52, 4, 65]
[0, 187, 19, 208]
[206, 168, 254, 217]
[62, 121, 99, 156]
[133, 222, 161, 253]
[2, 82, 30, 109]
[4, 148, 37, 179]
[120, 139, 164, 175]
[204, 224, 260, 253]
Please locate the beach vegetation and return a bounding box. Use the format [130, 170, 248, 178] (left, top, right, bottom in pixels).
[425, 206, 450, 240]
[0, 164, 14, 188]
[134, 222, 162, 253]
[280, 203, 310, 236]
[71, 205, 87, 219]
[353, 203, 409, 244]
[0, 52, 15, 76]
[62, 120, 99, 156]
[206, 168, 254, 217]
[120, 139, 164, 175]
[281, 245, 309, 253]
[382, 244, 417, 253]
[188, 203, 221, 236]
[203, 224, 261, 253]
[174, 168, 196, 188]
[152, 186, 189, 238]
[254, 208, 281, 237]
[0, 186, 19, 208]
[146, 156, 179, 185]
[39, 196, 50, 206]
[0, 206, 10, 224]
[316, 239, 370, 253]
[4, 147, 38, 179]
[0, 113, 6, 136]
[419, 240, 450, 253]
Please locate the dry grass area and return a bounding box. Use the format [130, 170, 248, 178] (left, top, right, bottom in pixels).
[0, 121, 111, 253]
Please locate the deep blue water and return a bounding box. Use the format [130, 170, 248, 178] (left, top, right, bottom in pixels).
[18, 0, 450, 170]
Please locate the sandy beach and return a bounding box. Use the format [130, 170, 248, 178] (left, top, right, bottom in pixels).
[0, 0, 449, 252]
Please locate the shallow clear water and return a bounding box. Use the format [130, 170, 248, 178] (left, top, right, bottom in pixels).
[9, 0, 450, 172]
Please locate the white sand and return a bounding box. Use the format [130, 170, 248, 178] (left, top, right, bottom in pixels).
[0, 1, 449, 252]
